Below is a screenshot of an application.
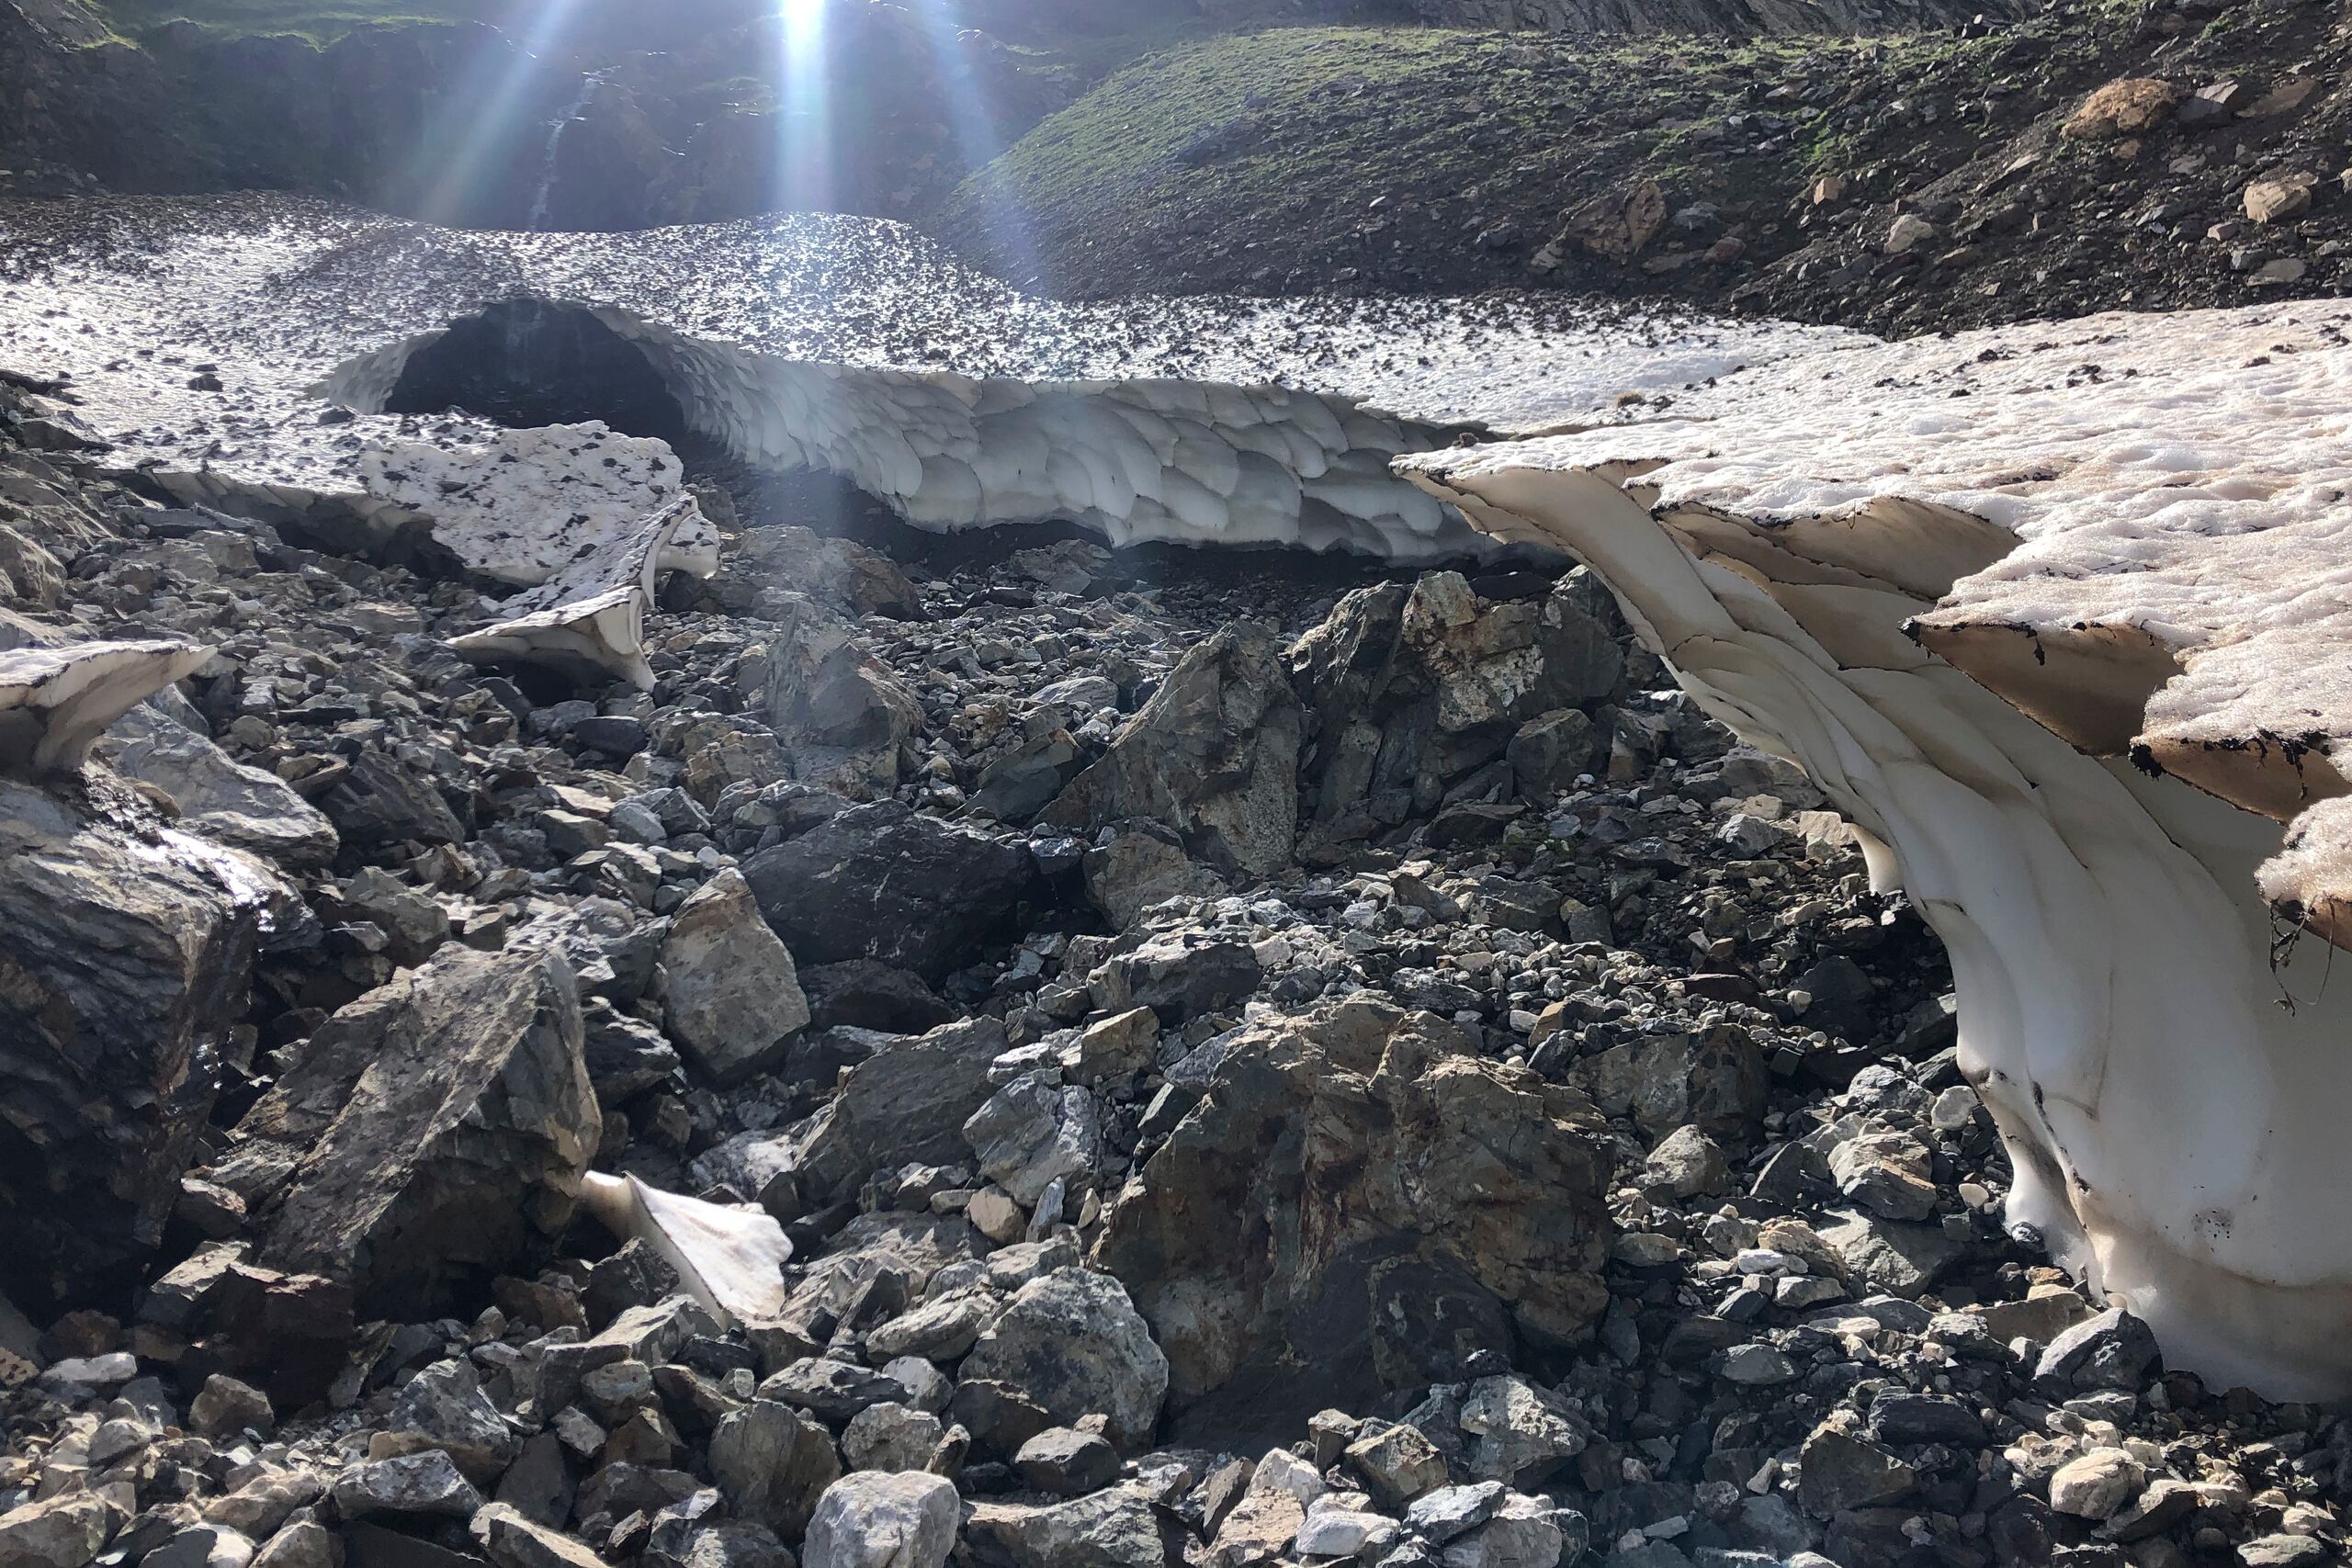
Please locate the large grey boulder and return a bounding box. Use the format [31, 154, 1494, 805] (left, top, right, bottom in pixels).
[1040, 620, 1300, 879]
[1096, 998, 1613, 1433]
[755, 592, 923, 794]
[214, 925, 600, 1317]
[801, 1472, 957, 1568]
[964, 1073, 1102, 1208]
[700, 1018, 1008, 1214]
[708, 1399, 841, 1539]
[0, 778, 293, 1308]
[956, 1269, 1167, 1451]
[741, 802, 1046, 983]
[660, 868, 810, 1084]
[95, 705, 338, 865]
[962, 1485, 1177, 1568]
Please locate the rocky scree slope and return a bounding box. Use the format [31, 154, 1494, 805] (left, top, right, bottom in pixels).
[1, 375, 2348, 1568]
[939, 0, 2352, 336]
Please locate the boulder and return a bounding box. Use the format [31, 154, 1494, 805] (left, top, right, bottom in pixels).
[708, 1399, 841, 1539]
[0, 778, 291, 1309]
[741, 802, 1046, 982]
[318, 748, 469, 851]
[376, 1359, 524, 1482]
[470, 1503, 608, 1568]
[962, 1485, 1177, 1568]
[217, 926, 599, 1317]
[965, 1075, 1102, 1208]
[956, 1268, 1168, 1451]
[801, 1472, 957, 1568]
[1291, 572, 1622, 840]
[660, 868, 810, 1084]
[1097, 998, 1612, 1432]
[1040, 620, 1300, 879]
[724, 1016, 1007, 1213]
[1080, 820, 1229, 929]
[95, 704, 337, 865]
[0, 1491, 125, 1568]
[756, 592, 923, 793]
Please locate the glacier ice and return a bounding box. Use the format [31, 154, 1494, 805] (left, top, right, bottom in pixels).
[0, 640, 214, 778]
[1400, 299, 2352, 1400]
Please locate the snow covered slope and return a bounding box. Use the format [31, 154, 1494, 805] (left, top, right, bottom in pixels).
[0, 194, 1843, 563]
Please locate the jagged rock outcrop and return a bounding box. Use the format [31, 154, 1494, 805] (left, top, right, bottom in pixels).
[1290, 570, 1624, 850]
[1096, 998, 1613, 1433]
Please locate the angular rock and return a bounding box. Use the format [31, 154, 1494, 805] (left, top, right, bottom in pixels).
[741, 803, 1046, 982]
[470, 1502, 607, 1568]
[189, 1373, 275, 1438]
[1013, 1427, 1120, 1497]
[738, 1016, 1007, 1212]
[1041, 620, 1300, 879]
[1098, 998, 1611, 1427]
[965, 1074, 1102, 1209]
[660, 868, 810, 1085]
[0, 1491, 125, 1568]
[963, 1486, 1175, 1568]
[801, 1472, 957, 1568]
[0, 778, 289, 1308]
[377, 1358, 524, 1483]
[707, 1399, 842, 1540]
[332, 1452, 485, 1520]
[224, 930, 599, 1316]
[96, 704, 337, 865]
[956, 1268, 1168, 1451]
[758, 592, 923, 793]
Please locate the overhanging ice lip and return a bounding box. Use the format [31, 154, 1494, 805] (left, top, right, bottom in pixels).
[0, 193, 1851, 563]
[1398, 296, 2352, 1400]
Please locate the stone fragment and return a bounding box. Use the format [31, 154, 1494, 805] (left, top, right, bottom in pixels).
[1099, 999, 1610, 1421]
[470, 1503, 607, 1568]
[230, 932, 599, 1316]
[1012, 1427, 1120, 1496]
[801, 1472, 958, 1568]
[0, 1491, 126, 1568]
[659, 868, 809, 1085]
[2047, 1448, 2145, 1520]
[0, 779, 289, 1305]
[189, 1373, 276, 1438]
[742, 803, 1045, 982]
[1041, 621, 1300, 878]
[707, 1400, 842, 1540]
[331, 1452, 485, 1520]
[956, 1269, 1168, 1451]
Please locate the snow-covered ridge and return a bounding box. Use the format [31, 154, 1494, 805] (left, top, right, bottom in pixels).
[1399, 299, 2352, 1400]
[0, 194, 1844, 562]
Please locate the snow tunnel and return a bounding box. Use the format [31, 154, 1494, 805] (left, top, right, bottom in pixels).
[327, 297, 1500, 562]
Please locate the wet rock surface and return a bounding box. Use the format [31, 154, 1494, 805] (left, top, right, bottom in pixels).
[0, 376, 2345, 1568]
